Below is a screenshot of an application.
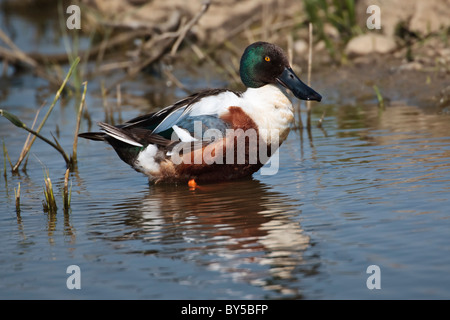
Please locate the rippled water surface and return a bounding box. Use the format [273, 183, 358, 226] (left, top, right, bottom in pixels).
[2, 97, 449, 299]
[1, 6, 450, 300]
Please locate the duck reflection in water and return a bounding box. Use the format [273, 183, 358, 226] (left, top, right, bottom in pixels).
[105, 179, 312, 297]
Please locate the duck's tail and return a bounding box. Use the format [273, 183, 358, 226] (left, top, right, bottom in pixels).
[78, 122, 177, 169]
[78, 131, 106, 141]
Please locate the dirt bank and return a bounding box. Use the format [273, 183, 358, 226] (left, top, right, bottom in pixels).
[76, 0, 450, 110]
[1, 0, 448, 110]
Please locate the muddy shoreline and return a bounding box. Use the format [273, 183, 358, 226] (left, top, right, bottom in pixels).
[312, 54, 449, 111]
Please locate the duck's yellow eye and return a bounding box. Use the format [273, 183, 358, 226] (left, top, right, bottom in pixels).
[265, 56, 270, 62]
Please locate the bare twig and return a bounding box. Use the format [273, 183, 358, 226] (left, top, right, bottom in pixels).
[0, 29, 67, 88]
[116, 84, 123, 123]
[126, 36, 174, 77]
[72, 81, 88, 165]
[287, 33, 303, 129]
[0, 57, 79, 171]
[17, 102, 44, 173]
[126, 2, 210, 78]
[63, 168, 71, 214]
[29, 29, 152, 65]
[1, 109, 71, 167]
[171, 0, 211, 56]
[0, 29, 37, 67]
[306, 23, 313, 130]
[317, 110, 326, 128]
[163, 67, 193, 94]
[15, 182, 20, 215]
[262, 0, 270, 41]
[101, 81, 113, 124]
[2, 140, 12, 172]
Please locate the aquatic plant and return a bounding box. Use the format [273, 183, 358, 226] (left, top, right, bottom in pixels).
[71, 81, 88, 166]
[303, 0, 362, 59]
[0, 109, 71, 168]
[14, 182, 20, 215]
[42, 170, 57, 215]
[292, 23, 323, 132]
[0, 57, 81, 171]
[373, 85, 385, 110]
[2, 140, 11, 180]
[63, 168, 72, 214]
[0, 58, 82, 215]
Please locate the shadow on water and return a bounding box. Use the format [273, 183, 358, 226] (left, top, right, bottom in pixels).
[88, 179, 314, 298]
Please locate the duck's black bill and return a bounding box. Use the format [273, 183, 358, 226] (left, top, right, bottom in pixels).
[276, 67, 322, 102]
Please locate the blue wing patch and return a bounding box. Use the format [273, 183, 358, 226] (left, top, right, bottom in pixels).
[176, 115, 231, 140]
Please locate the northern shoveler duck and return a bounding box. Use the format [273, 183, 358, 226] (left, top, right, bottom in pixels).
[79, 41, 322, 184]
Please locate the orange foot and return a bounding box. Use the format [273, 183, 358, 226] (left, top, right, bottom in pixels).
[188, 179, 198, 189]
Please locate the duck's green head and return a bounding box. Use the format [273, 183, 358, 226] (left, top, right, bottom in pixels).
[239, 41, 322, 102]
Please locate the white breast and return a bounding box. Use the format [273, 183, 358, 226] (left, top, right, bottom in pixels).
[241, 84, 294, 145]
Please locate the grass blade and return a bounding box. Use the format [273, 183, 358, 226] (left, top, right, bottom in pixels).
[43, 170, 57, 214]
[0, 109, 71, 166]
[72, 81, 88, 165]
[1, 56, 80, 172]
[63, 168, 71, 214]
[3, 140, 12, 172]
[14, 182, 20, 215]
[373, 85, 385, 110]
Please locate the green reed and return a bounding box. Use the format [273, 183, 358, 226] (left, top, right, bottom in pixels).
[0, 57, 82, 172]
[42, 170, 57, 214]
[63, 168, 72, 214]
[303, 0, 362, 59]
